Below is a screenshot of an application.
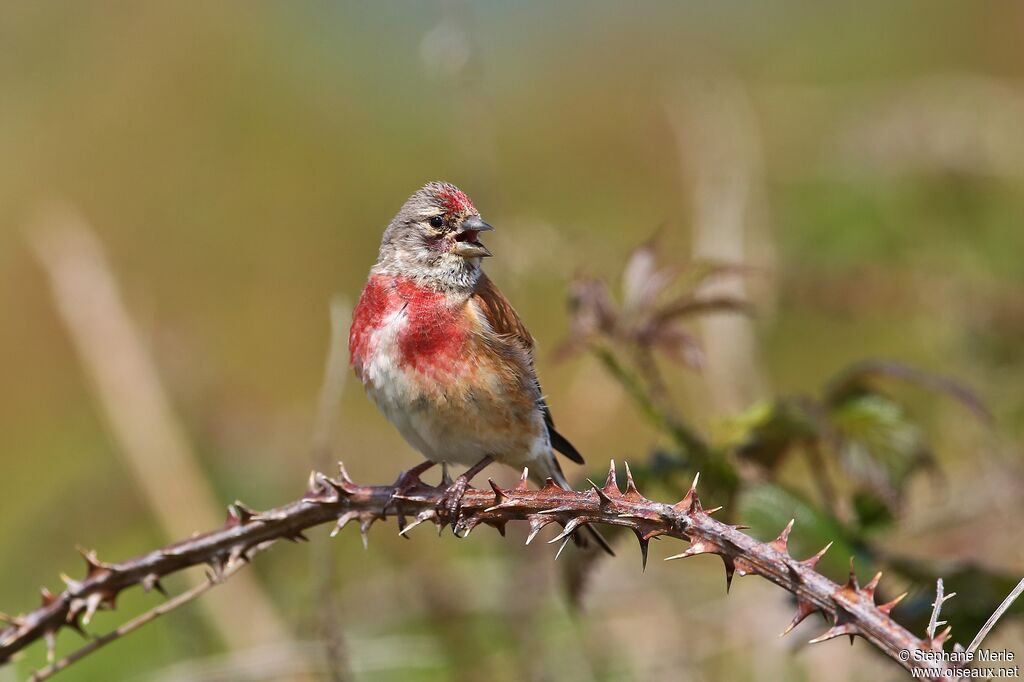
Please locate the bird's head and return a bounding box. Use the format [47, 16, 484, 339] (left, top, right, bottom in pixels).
[376, 181, 494, 290]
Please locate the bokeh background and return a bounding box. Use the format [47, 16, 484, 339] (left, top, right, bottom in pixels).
[2, 2, 1023, 680]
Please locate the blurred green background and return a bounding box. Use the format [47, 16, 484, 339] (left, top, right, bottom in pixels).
[2, 2, 1022, 680]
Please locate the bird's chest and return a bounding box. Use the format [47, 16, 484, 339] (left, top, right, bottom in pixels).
[349, 274, 542, 463]
[350, 276, 473, 399]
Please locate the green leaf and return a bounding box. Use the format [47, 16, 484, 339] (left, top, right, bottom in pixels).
[825, 359, 991, 424]
[717, 399, 818, 472]
[850, 489, 896, 532]
[737, 482, 858, 577]
[828, 392, 930, 507]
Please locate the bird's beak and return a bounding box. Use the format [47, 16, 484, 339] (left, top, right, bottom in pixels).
[453, 215, 494, 258]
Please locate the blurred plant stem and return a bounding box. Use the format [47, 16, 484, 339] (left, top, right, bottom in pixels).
[591, 345, 705, 457]
[669, 77, 772, 415]
[309, 297, 353, 682]
[591, 344, 738, 492]
[25, 203, 289, 650]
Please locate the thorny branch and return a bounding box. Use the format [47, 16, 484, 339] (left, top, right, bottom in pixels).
[926, 579, 955, 643]
[27, 560, 245, 681]
[0, 463, 976, 680]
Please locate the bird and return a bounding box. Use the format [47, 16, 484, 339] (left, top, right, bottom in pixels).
[349, 181, 612, 554]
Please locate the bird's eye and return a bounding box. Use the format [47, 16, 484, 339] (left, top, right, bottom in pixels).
[429, 215, 444, 228]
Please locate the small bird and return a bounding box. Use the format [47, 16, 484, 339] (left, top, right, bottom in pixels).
[350, 181, 611, 553]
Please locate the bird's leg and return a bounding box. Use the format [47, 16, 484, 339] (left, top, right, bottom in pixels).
[392, 459, 438, 492]
[438, 455, 494, 530]
[387, 460, 437, 527]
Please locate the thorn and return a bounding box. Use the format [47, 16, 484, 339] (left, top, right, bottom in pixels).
[862, 571, 883, 601]
[673, 472, 702, 514]
[45, 629, 57, 664]
[664, 539, 719, 561]
[932, 625, 952, 649]
[634, 530, 649, 572]
[457, 513, 481, 538]
[603, 459, 620, 496]
[587, 478, 613, 505]
[808, 622, 859, 645]
[844, 558, 859, 592]
[67, 597, 84, 620]
[142, 573, 167, 596]
[878, 591, 907, 615]
[802, 541, 833, 571]
[722, 556, 736, 592]
[541, 477, 561, 491]
[515, 467, 530, 491]
[76, 546, 111, 580]
[228, 501, 258, 524]
[547, 518, 583, 544]
[40, 587, 58, 607]
[487, 479, 505, 507]
[554, 536, 572, 561]
[60, 573, 82, 593]
[81, 592, 103, 625]
[525, 515, 550, 545]
[0, 611, 24, 627]
[206, 555, 227, 581]
[317, 473, 350, 500]
[490, 519, 507, 537]
[781, 600, 818, 636]
[359, 517, 373, 549]
[227, 544, 248, 567]
[398, 510, 434, 537]
[770, 519, 795, 554]
[623, 461, 642, 500]
[395, 508, 408, 535]
[331, 511, 359, 537]
[705, 505, 723, 515]
[336, 461, 355, 485]
[63, 606, 87, 637]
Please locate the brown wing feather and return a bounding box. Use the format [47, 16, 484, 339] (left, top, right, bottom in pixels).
[471, 274, 585, 465]
[471, 273, 534, 350]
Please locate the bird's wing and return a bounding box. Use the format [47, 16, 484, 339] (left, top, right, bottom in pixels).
[541, 398, 585, 464]
[471, 274, 585, 465]
[471, 272, 535, 350]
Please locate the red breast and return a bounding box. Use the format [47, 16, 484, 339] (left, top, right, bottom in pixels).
[350, 275, 470, 380]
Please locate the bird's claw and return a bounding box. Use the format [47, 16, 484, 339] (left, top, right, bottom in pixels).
[438, 475, 471, 532]
[387, 462, 436, 532]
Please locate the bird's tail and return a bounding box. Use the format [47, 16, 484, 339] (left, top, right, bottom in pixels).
[531, 455, 615, 557]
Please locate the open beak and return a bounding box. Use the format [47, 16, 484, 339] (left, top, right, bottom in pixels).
[453, 215, 494, 258]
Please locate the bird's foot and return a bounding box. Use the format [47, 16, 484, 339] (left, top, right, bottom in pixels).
[438, 474, 471, 530]
[436, 456, 494, 533]
[387, 461, 437, 531]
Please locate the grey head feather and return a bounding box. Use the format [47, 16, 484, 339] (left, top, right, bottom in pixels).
[373, 181, 485, 293]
